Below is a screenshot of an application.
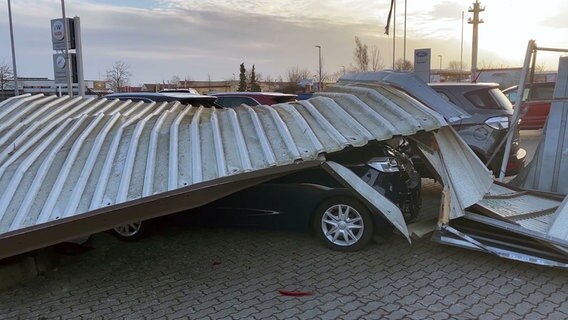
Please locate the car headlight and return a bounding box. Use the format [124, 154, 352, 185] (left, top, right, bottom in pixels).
[484, 116, 509, 130]
[368, 157, 400, 173]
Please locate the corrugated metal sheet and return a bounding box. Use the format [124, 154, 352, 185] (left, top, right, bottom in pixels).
[415, 126, 494, 220]
[337, 71, 470, 122]
[513, 56, 568, 195]
[0, 83, 447, 238]
[474, 184, 561, 233]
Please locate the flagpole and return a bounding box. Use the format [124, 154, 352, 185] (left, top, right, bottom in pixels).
[403, 0, 407, 66]
[392, 0, 396, 69]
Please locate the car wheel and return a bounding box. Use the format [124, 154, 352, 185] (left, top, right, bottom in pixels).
[111, 221, 147, 241]
[313, 197, 374, 252]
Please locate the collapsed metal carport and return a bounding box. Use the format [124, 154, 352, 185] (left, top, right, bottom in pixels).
[0, 80, 492, 259]
[0, 68, 567, 268]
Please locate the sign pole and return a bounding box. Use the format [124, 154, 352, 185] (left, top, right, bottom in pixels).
[74, 16, 85, 96]
[61, 0, 73, 97]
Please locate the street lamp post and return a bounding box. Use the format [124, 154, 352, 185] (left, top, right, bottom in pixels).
[438, 54, 443, 72]
[315, 45, 322, 91]
[7, 0, 19, 96]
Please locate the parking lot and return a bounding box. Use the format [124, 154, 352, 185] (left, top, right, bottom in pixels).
[1, 130, 566, 320]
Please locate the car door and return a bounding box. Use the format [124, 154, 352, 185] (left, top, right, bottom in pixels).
[524, 83, 553, 129]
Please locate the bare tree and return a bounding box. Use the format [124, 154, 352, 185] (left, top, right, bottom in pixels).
[0, 61, 14, 98]
[353, 36, 369, 72]
[286, 66, 311, 84]
[283, 66, 311, 93]
[106, 61, 132, 92]
[448, 61, 468, 71]
[370, 46, 384, 71]
[535, 63, 547, 72]
[170, 75, 181, 86]
[394, 59, 413, 71]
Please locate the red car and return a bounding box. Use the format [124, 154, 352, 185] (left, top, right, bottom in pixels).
[211, 92, 297, 108]
[503, 82, 555, 130]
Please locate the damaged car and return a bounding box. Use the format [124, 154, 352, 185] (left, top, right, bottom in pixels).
[198, 140, 421, 251]
[113, 140, 422, 251]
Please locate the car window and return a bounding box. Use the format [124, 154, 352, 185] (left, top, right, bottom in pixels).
[504, 87, 530, 103]
[216, 96, 259, 108]
[435, 92, 452, 103]
[464, 89, 502, 109]
[111, 97, 154, 103]
[529, 85, 554, 100]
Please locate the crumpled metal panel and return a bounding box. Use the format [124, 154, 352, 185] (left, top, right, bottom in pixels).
[416, 126, 494, 220]
[0, 83, 447, 237]
[513, 56, 568, 195]
[474, 184, 561, 233]
[338, 71, 470, 122]
[322, 161, 409, 241]
[547, 196, 568, 240]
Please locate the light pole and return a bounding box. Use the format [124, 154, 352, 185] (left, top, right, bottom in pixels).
[460, 11, 464, 80]
[438, 54, 443, 72]
[315, 45, 322, 91]
[7, 0, 19, 96]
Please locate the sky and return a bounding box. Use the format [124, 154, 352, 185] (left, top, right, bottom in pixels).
[1, 0, 567, 85]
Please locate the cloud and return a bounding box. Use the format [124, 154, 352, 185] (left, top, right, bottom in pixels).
[427, 1, 464, 20]
[538, 8, 568, 29]
[0, 0, 562, 85]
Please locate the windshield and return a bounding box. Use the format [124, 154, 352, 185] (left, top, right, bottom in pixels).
[273, 96, 297, 103]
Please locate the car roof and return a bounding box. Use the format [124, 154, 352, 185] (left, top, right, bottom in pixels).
[211, 92, 297, 98]
[429, 82, 499, 89]
[106, 92, 215, 100]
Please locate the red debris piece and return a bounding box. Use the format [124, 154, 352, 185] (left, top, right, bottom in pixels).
[278, 289, 314, 297]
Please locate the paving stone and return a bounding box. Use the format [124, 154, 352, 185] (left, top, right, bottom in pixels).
[532, 300, 558, 316]
[511, 301, 536, 316]
[522, 311, 547, 320]
[1, 179, 568, 320]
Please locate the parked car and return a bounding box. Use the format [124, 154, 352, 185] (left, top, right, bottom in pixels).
[211, 92, 297, 108]
[159, 88, 200, 94]
[105, 92, 219, 107]
[112, 140, 422, 251]
[429, 83, 526, 176]
[502, 82, 555, 130]
[296, 92, 314, 100]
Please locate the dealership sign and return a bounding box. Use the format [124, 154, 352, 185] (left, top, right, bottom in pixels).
[414, 48, 431, 83]
[51, 18, 75, 50]
[53, 53, 77, 84]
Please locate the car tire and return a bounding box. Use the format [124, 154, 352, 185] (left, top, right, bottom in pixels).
[111, 221, 148, 241]
[313, 197, 374, 252]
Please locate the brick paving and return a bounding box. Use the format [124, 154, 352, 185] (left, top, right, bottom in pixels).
[1, 199, 568, 319]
